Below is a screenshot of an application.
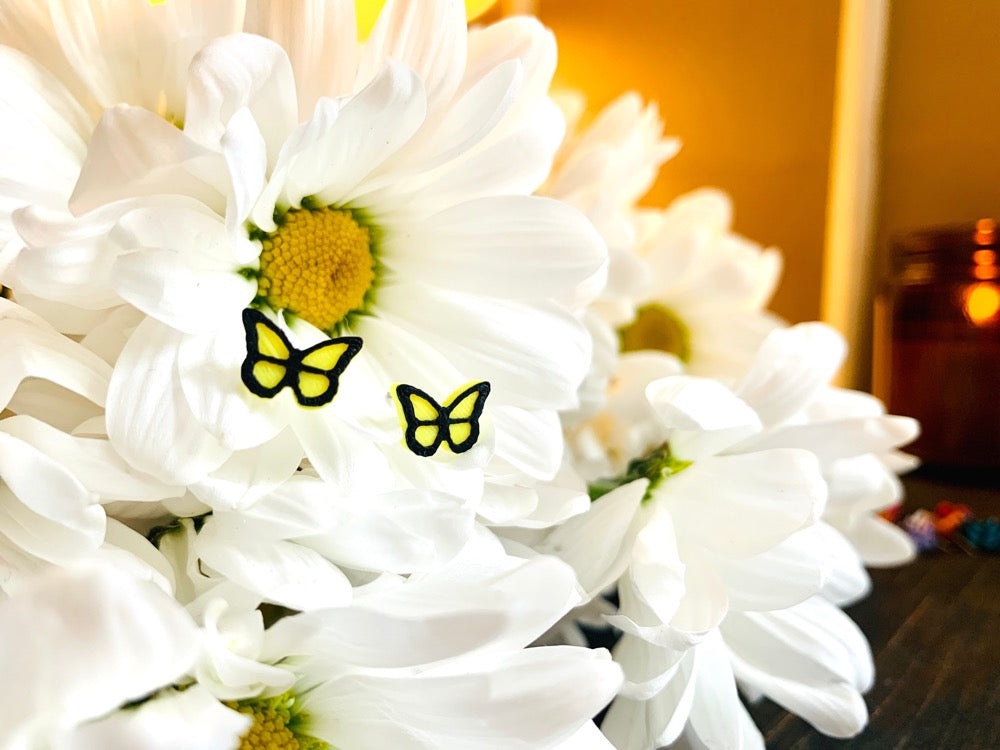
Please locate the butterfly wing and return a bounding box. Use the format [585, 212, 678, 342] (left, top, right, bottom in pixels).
[291, 336, 363, 407]
[441, 381, 490, 453]
[394, 384, 445, 456]
[241, 308, 293, 399]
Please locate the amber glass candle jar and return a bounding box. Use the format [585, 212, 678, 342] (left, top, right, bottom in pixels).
[873, 219, 1000, 469]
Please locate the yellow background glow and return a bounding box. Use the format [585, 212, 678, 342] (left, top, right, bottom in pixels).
[355, 0, 498, 39]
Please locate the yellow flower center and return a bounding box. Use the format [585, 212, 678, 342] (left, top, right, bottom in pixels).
[619, 303, 691, 363]
[226, 692, 329, 750]
[255, 206, 375, 333]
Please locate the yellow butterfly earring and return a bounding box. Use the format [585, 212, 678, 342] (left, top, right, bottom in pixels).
[240, 308, 362, 407]
[392, 381, 491, 457]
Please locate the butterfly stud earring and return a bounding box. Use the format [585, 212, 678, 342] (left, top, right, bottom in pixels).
[393, 381, 491, 457]
[240, 308, 362, 407]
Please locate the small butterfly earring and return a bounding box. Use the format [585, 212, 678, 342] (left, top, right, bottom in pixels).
[392, 381, 491, 457]
[240, 308, 362, 407]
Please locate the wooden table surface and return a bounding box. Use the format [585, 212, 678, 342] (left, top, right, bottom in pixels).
[748, 470, 1000, 749]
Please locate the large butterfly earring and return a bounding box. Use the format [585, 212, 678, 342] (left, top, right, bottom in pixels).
[392, 381, 491, 457]
[240, 308, 362, 407]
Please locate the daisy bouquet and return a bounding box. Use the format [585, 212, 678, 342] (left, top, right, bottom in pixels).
[0, 1, 918, 748]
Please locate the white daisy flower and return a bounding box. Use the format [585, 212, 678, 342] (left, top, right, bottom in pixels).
[543, 91, 680, 327]
[539, 91, 679, 422]
[544, 372, 827, 652]
[0, 0, 243, 321]
[601, 521, 875, 749]
[555, 322, 901, 748]
[619, 189, 784, 380]
[12, 16, 603, 499]
[153, 530, 623, 750]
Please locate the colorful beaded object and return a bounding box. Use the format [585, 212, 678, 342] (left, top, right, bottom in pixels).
[891, 500, 1000, 555]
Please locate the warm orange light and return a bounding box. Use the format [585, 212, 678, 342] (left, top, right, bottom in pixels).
[975, 218, 997, 245]
[963, 282, 1000, 325]
[973, 249, 998, 279]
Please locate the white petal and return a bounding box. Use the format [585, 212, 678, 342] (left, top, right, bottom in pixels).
[606, 565, 710, 652]
[478, 482, 538, 525]
[742, 415, 921, 464]
[613, 631, 685, 701]
[0, 432, 104, 565]
[194, 598, 295, 700]
[379, 284, 591, 410]
[0, 3, 95, 117]
[629, 508, 688, 627]
[189, 429, 303, 511]
[65, 685, 248, 750]
[47, 0, 241, 113]
[464, 17, 557, 141]
[0, 47, 88, 212]
[0, 565, 200, 745]
[195, 518, 352, 611]
[98, 519, 176, 596]
[491, 405, 563, 480]
[299, 489, 475, 573]
[825, 454, 902, 515]
[112, 250, 253, 335]
[266, 590, 511, 670]
[244, 0, 357, 113]
[539, 479, 648, 598]
[287, 62, 427, 207]
[0, 299, 111, 410]
[13, 205, 125, 309]
[2, 378, 103, 434]
[736, 323, 846, 427]
[176, 319, 288, 450]
[810, 522, 872, 606]
[371, 57, 520, 183]
[356, 0, 466, 115]
[601, 648, 698, 750]
[115, 196, 233, 265]
[724, 599, 872, 737]
[715, 524, 830, 612]
[527, 485, 592, 528]
[666, 450, 827, 557]
[221, 105, 268, 229]
[685, 632, 762, 750]
[394, 99, 564, 211]
[307, 647, 621, 749]
[669, 552, 730, 638]
[844, 516, 918, 568]
[291, 408, 391, 495]
[266, 555, 581, 666]
[646, 376, 762, 461]
[107, 318, 231, 484]
[0, 414, 181, 502]
[383, 195, 606, 298]
[184, 33, 297, 165]
[70, 105, 225, 215]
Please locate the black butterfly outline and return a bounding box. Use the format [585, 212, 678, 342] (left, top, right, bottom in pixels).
[240, 307, 363, 407]
[394, 381, 491, 457]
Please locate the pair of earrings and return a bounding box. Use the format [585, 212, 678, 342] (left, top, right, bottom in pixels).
[239, 308, 489, 457]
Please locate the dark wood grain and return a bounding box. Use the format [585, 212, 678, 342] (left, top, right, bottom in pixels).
[747, 472, 1000, 749]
